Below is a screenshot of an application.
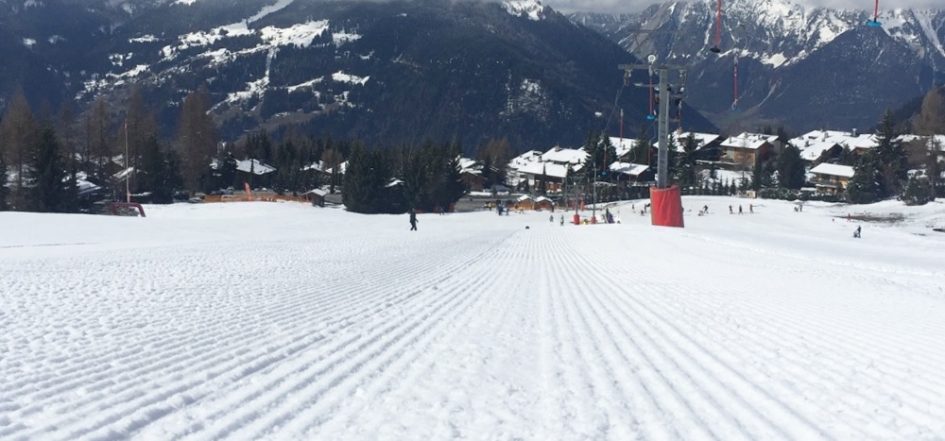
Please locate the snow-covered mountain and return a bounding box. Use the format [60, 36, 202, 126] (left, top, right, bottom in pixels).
[0, 0, 715, 149]
[572, 0, 945, 132]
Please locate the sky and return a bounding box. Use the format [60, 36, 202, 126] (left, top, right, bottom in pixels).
[543, 0, 944, 14]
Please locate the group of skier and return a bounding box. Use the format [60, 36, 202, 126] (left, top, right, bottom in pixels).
[408, 200, 865, 240]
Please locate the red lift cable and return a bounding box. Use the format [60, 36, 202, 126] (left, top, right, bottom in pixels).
[732, 54, 739, 110]
[710, 0, 722, 53]
[867, 0, 881, 27]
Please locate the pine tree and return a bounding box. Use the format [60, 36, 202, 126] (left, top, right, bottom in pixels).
[176, 85, 217, 193]
[477, 137, 511, 186]
[776, 145, 806, 189]
[86, 97, 112, 185]
[342, 144, 390, 213]
[875, 110, 907, 197]
[0, 150, 8, 210]
[441, 146, 466, 209]
[630, 125, 652, 165]
[752, 158, 775, 191]
[928, 138, 942, 197]
[902, 171, 934, 206]
[57, 103, 79, 213]
[675, 135, 698, 188]
[31, 126, 70, 212]
[139, 135, 180, 204]
[847, 150, 882, 204]
[321, 148, 344, 194]
[914, 86, 945, 135]
[0, 89, 37, 210]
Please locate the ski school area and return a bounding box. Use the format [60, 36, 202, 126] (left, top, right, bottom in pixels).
[1, 195, 945, 440]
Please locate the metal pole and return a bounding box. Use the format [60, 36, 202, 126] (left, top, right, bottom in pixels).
[657, 68, 670, 188]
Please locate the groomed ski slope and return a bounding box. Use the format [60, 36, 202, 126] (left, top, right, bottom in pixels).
[2, 196, 945, 440]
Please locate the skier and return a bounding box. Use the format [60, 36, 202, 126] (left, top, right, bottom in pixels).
[749, 204, 753, 214]
[729, 205, 733, 214]
[703, 204, 709, 214]
[560, 215, 565, 226]
[738, 205, 743, 215]
[409, 209, 418, 231]
[549, 214, 554, 223]
[854, 225, 862, 238]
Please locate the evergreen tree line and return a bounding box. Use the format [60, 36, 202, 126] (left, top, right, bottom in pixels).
[0, 86, 209, 211]
[0, 85, 360, 212]
[848, 110, 939, 205]
[343, 142, 465, 214]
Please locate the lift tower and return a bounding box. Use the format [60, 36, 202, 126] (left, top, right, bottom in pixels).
[619, 55, 687, 227]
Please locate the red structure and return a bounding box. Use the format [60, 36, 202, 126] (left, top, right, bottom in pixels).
[650, 186, 684, 228]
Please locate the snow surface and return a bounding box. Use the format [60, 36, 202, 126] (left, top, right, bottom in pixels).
[503, 0, 546, 21]
[2, 197, 945, 440]
[331, 71, 369, 86]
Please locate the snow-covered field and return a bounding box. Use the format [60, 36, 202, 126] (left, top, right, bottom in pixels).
[2, 196, 945, 440]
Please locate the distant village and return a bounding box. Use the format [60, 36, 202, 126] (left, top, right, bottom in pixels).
[204, 127, 945, 211]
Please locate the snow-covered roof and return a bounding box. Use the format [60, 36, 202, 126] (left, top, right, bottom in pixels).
[797, 130, 852, 142]
[302, 160, 325, 172]
[655, 131, 721, 152]
[236, 159, 277, 175]
[541, 147, 587, 165]
[306, 188, 328, 197]
[508, 150, 543, 171]
[534, 196, 554, 203]
[516, 161, 569, 179]
[790, 130, 878, 152]
[74, 171, 101, 195]
[891, 134, 945, 150]
[798, 141, 840, 162]
[327, 161, 348, 175]
[458, 157, 482, 175]
[608, 161, 649, 177]
[843, 135, 879, 150]
[112, 167, 135, 181]
[810, 163, 855, 178]
[721, 132, 778, 150]
[609, 137, 638, 158]
[386, 178, 403, 188]
[516, 194, 532, 202]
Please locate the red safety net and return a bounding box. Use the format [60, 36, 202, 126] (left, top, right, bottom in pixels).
[650, 186, 684, 228]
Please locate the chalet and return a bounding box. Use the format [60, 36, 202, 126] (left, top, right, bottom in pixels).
[515, 194, 535, 211]
[507, 147, 584, 192]
[541, 146, 588, 167]
[608, 161, 653, 182]
[788, 132, 843, 164]
[534, 196, 555, 211]
[720, 133, 777, 169]
[305, 188, 328, 207]
[515, 161, 569, 192]
[609, 137, 638, 160]
[894, 134, 945, 166]
[235, 158, 277, 187]
[506, 150, 543, 187]
[809, 163, 855, 196]
[652, 131, 723, 161]
[458, 157, 485, 192]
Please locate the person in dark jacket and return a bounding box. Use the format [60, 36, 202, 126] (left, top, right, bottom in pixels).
[409, 209, 418, 231]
